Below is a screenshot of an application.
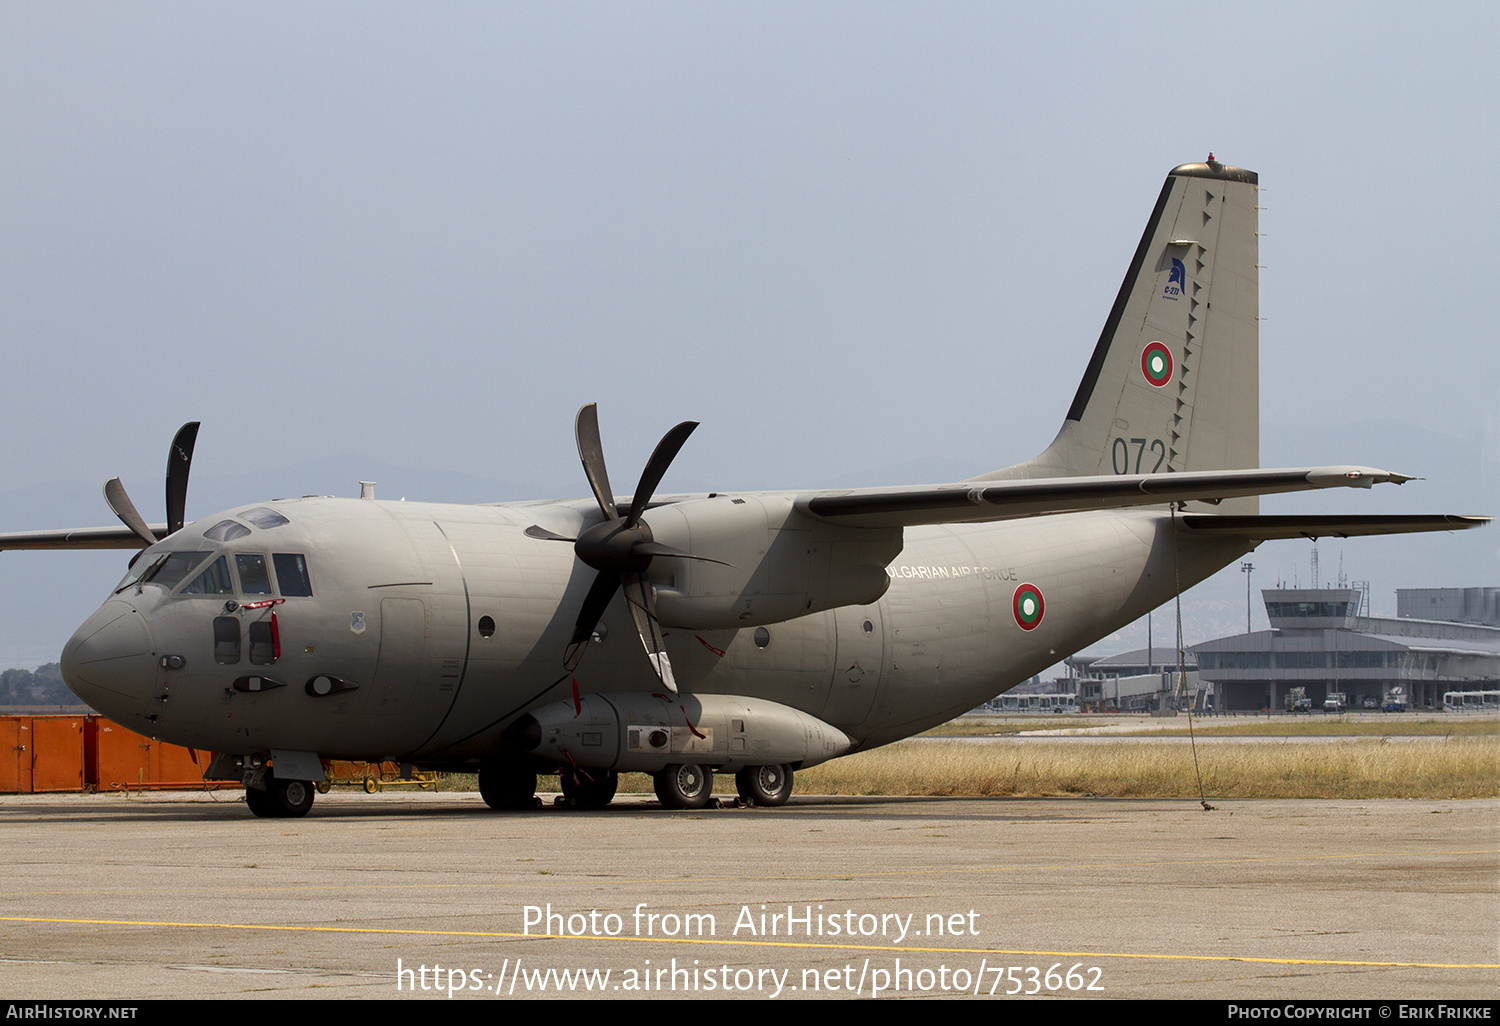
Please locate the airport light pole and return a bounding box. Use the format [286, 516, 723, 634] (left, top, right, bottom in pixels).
[1241, 561, 1254, 635]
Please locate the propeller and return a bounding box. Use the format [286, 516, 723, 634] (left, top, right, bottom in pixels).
[104, 422, 201, 550]
[528, 404, 727, 693]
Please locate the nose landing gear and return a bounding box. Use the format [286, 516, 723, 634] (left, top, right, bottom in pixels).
[245, 775, 315, 818]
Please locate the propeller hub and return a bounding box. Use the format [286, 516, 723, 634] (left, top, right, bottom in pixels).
[575, 518, 654, 574]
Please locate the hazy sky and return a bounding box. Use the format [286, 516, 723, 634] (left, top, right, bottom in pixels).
[2, 2, 1496, 669]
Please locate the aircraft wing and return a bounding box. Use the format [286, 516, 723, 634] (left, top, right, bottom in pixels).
[1177, 514, 1490, 540]
[0, 526, 167, 551]
[797, 466, 1423, 528]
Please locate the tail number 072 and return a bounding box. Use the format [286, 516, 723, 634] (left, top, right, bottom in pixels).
[1111, 437, 1166, 475]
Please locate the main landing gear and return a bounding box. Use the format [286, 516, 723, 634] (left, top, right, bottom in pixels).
[475, 760, 797, 811]
[653, 763, 712, 809]
[245, 774, 315, 818]
[735, 763, 794, 807]
[479, 760, 539, 810]
[560, 768, 619, 809]
[650, 763, 796, 809]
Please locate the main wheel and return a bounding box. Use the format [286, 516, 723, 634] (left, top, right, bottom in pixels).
[735, 764, 794, 807]
[245, 784, 276, 818]
[654, 763, 711, 809]
[246, 777, 315, 818]
[560, 769, 618, 809]
[479, 761, 537, 811]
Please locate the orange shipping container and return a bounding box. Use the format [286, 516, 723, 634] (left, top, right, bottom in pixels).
[90, 718, 214, 791]
[29, 715, 89, 792]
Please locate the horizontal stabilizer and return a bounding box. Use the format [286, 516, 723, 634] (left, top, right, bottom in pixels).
[1179, 513, 1490, 540]
[799, 466, 1414, 529]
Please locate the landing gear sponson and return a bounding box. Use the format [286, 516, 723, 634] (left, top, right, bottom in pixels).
[508, 691, 845, 810]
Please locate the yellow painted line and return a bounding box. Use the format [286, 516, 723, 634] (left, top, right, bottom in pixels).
[3, 848, 1495, 898]
[1, 915, 1495, 970]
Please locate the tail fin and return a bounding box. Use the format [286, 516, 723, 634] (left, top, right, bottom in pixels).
[978, 158, 1260, 513]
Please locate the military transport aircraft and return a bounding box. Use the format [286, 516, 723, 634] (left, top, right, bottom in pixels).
[1, 158, 1485, 818]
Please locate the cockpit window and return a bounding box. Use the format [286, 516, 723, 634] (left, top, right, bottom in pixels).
[184, 555, 234, 594]
[115, 550, 212, 593]
[272, 553, 313, 597]
[236, 554, 273, 595]
[205, 520, 252, 542]
[240, 507, 290, 529]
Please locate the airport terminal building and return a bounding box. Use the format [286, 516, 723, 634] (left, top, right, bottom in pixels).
[1191, 587, 1500, 712]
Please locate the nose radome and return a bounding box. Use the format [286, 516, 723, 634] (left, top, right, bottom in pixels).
[61, 601, 157, 704]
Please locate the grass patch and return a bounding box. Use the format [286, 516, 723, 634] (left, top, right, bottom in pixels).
[1131, 719, 1499, 738]
[796, 737, 1499, 800]
[926, 715, 1499, 738]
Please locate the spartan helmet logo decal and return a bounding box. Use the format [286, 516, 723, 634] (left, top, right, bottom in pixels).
[1164, 257, 1186, 300]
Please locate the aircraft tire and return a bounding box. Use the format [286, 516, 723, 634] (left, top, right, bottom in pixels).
[246, 777, 314, 818]
[245, 784, 277, 818]
[654, 763, 711, 810]
[479, 762, 537, 811]
[274, 778, 315, 817]
[560, 769, 618, 809]
[735, 764, 794, 807]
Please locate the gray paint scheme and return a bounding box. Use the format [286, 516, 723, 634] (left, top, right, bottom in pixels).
[3, 160, 1486, 811]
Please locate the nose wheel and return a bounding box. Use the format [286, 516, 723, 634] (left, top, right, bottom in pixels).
[245, 776, 315, 818]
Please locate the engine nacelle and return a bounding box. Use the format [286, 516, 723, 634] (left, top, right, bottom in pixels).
[642, 494, 900, 630]
[518, 691, 853, 773]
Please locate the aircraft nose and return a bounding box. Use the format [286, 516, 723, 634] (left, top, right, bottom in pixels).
[61, 600, 158, 706]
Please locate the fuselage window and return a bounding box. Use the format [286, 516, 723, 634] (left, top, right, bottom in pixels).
[116, 550, 211, 593]
[184, 555, 234, 595]
[205, 520, 252, 542]
[240, 507, 290, 530]
[272, 553, 313, 597]
[236, 554, 273, 595]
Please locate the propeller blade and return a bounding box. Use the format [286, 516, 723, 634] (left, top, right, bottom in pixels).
[623, 573, 677, 693]
[561, 406, 708, 689]
[625, 421, 697, 529]
[104, 478, 157, 548]
[574, 404, 617, 519]
[563, 570, 621, 671]
[632, 541, 734, 567]
[165, 422, 200, 536]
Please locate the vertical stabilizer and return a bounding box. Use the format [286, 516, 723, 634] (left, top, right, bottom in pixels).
[978, 158, 1260, 514]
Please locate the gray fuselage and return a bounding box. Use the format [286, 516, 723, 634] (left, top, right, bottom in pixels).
[62, 494, 1250, 765]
